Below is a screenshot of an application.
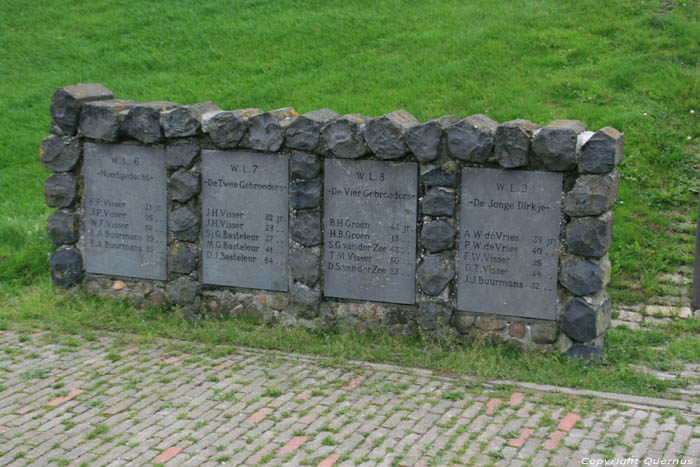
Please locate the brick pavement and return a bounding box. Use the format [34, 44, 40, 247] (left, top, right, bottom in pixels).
[1, 330, 699, 466]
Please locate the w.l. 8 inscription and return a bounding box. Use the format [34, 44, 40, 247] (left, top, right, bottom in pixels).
[459, 168, 562, 320]
[83, 143, 168, 280]
[201, 150, 288, 291]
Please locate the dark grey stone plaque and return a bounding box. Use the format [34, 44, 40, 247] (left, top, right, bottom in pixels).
[324, 159, 417, 304]
[459, 168, 562, 320]
[83, 143, 168, 280]
[201, 150, 288, 291]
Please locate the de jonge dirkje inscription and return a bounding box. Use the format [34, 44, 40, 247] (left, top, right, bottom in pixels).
[459, 168, 562, 320]
[82, 144, 168, 280]
[201, 150, 289, 291]
[324, 159, 417, 304]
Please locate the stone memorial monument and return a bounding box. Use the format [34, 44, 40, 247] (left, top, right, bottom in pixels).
[43, 83, 622, 360]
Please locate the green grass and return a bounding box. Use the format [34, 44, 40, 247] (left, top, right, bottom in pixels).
[0, 0, 699, 394]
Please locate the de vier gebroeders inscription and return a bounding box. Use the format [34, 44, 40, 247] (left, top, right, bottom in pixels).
[201, 150, 288, 291]
[459, 168, 562, 320]
[83, 143, 168, 280]
[324, 159, 417, 304]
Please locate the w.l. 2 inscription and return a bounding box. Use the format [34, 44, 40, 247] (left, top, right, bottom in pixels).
[459, 168, 562, 320]
[82, 143, 168, 280]
[201, 150, 288, 292]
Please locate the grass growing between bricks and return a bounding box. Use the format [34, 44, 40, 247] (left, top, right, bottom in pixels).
[2, 281, 700, 398]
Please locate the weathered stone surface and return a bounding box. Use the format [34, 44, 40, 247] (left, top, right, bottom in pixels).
[167, 137, 200, 169]
[290, 151, 321, 179]
[170, 205, 200, 242]
[420, 162, 457, 188]
[167, 276, 200, 305]
[247, 107, 298, 152]
[286, 108, 340, 151]
[446, 114, 498, 162]
[406, 115, 458, 162]
[531, 322, 559, 344]
[50, 83, 113, 135]
[364, 110, 419, 160]
[161, 101, 220, 138]
[79, 99, 137, 142]
[564, 171, 619, 217]
[290, 180, 322, 210]
[291, 210, 321, 247]
[49, 246, 84, 288]
[554, 332, 574, 353]
[417, 301, 453, 331]
[421, 220, 456, 253]
[46, 209, 78, 246]
[452, 311, 476, 334]
[169, 169, 200, 203]
[418, 253, 454, 296]
[289, 248, 320, 286]
[566, 211, 614, 258]
[202, 108, 262, 149]
[531, 120, 586, 171]
[559, 256, 605, 296]
[474, 316, 507, 331]
[579, 127, 624, 174]
[421, 188, 455, 217]
[124, 101, 178, 144]
[168, 242, 198, 275]
[44, 173, 78, 208]
[321, 114, 371, 159]
[567, 335, 605, 362]
[291, 282, 321, 307]
[494, 119, 540, 168]
[509, 323, 527, 339]
[40, 135, 81, 172]
[562, 294, 611, 342]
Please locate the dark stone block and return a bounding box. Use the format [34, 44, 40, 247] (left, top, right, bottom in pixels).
[579, 127, 624, 174]
[418, 253, 454, 296]
[169, 169, 200, 203]
[495, 119, 540, 169]
[124, 101, 179, 144]
[446, 114, 498, 162]
[421, 220, 456, 253]
[566, 211, 614, 258]
[364, 110, 419, 160]
[531, 120, 586, 171]
[417, 301, 453, 331]
[202, 108, 261, 149]
[321, 114, 370, 159]
[290, 179, 322, 210]
[560, 256, 605, 296]
[247, 107, 298, 152]
[168, 242, 198, 275]
[40, 135, 81, 172]
[291, 281, 321, 307]
[289, 248, 321, 286]
[79, 99, 137, 142]
[564, 171, 619, 217]
[167, 276, 200, 305]
[170, 205, 200, 242]
[567, 335, 605, 362]
[49, 246, 84, 288]
[286, 108, 340, 151]
[50, 83, 113, 135]
[562, 295, 611, 342]
[422, 188, 455, 217]
[291, 210, 321, 246]
[161, 101, 220, 138]
[46, 209, 78, 246]
[290, 151, 321, 179]
[167, 137, 200, 169]
[421, 163, 457, 188]
[45, 173, 78, 208]
[406, 115, 458, 162]
[452, 311, 476, 334]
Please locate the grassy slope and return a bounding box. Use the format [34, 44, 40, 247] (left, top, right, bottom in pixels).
[0, 0, 699, 394]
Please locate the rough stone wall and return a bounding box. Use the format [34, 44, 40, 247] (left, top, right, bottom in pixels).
[43, 83, 623, 361]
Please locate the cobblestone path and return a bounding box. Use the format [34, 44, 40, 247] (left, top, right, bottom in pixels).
[1, 330, 699, 466]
